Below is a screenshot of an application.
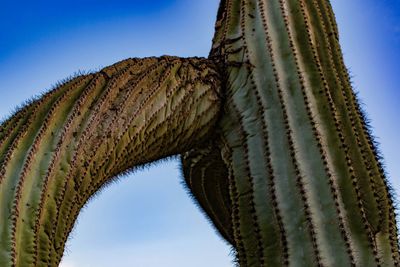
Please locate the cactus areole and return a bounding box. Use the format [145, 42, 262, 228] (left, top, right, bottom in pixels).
[0, 1, 398, 266]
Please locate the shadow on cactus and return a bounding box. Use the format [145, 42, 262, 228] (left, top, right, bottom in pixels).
[0, 1, 399, 266]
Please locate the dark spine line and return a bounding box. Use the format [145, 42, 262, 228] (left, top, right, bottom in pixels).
[319, 3, 400, 258]
[0, 77, 86, 264]
[0, 76, 84, 184]
[184, 147, 233, 244]
[109, 67, 214, 172]
[234, 5, 268, 263]
[78, 61, 173, 199]
[299, 0, 385, 264]
[47, 64, 137, 264]
[318, 2, 399, 263]
[84, 60, 175, 184]
[0, 90, 51, 145]
[311, 0, 385, 232]
[46, 73, 104, 265]
[221, 143, 247, 266]
[46, 63, 135, 262]
[256, 2, 317, 265]
[278, 2, 339, 263]
[309, 0, 385, 231]
[31, 73, 100, 266]
[55, 61, 169, 246]
[256, 0, 322, 264]
[292, 0, 376, 259]
[284, 0, 358, 264]
[229, 91, 267, 266]
[222, 0, 234, 49]
[209, 165, 234, 242]
[52, 59, 220, 263]
[119, 82, 217, 173]
[240, 1, 289, 265]
[86, 63, 188, 193]
[0, 109, 27, 151]
[59, 75, 220, 261]
[10, 76, 90, 266]
[319, 0, 387, 183]
[0, 57, 221, 266]
[52, 59, 172, 263]
[0, 104, 36, 167]
[0, 76, 86, 266]
[0, 114, 21, 142]
[296, 0, 360, 262]
[300, 1, 383, 264]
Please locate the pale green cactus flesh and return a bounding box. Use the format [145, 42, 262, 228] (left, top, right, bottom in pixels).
[184, 0, 399, 266]
[0, 57, 221, 266]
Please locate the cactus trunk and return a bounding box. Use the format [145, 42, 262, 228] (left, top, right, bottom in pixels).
[0, 57, 221, 266]
[191, 0, 399, 266]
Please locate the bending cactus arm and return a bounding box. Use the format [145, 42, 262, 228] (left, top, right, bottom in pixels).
[0, 56, 221, 267]
[182, 140, 233, 245]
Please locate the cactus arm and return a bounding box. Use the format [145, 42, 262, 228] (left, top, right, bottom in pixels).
[0, 56, 221, 267]
[181, 140, 234, 245]
[205, 0, 400, 266]
[0, 102, 38, 167]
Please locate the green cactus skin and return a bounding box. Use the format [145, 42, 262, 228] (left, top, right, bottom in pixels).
[182, 140, 233, 244]
[0, 56, 221, 267]
[184, 0, 399, 266]
[1, 0, 399, 266]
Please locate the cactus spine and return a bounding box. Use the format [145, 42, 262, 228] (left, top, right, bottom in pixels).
[0, 57, 221, 266]
[185, 0, 399, 266]
[0, 0, 399, 266]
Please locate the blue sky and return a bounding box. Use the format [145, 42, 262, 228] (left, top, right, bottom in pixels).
[0, 1, 399, 266]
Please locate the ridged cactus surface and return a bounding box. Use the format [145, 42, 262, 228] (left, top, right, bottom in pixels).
[184, 0, 399, 266]
[0, 57, 221, 266]
[0, 0, 399, 266]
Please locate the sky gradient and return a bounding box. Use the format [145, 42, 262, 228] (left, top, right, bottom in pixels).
[0, 1, 399, 266]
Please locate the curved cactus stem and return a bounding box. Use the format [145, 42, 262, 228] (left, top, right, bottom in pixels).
[0, 56, 222, 267]
[181, 140, 234, 245]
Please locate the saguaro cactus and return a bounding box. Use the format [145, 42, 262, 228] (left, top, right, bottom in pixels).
[0, 1, 398, 267]
[184, 0, 399, 266]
